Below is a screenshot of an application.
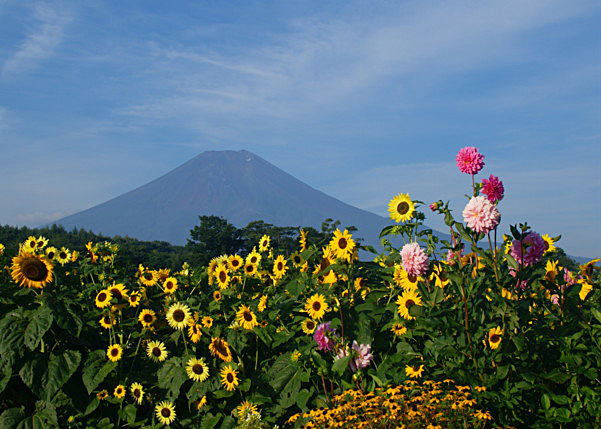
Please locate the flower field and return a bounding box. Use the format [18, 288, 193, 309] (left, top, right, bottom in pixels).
[1, 148, 600, 428]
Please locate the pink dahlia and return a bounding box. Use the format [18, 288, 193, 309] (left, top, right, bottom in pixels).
[509, 232, 545, 267]
[481, 174, 504, 203]
[456, 146, 485, 175]
[314, 322, 335, 351]
[400, 242, 429, 277]
[350, 340, 373, 372]
[462, 196, 500, 234]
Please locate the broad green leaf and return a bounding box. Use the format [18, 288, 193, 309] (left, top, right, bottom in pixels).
[19, 350, 81, 401]
[157, 357, 187, 401]
[332, 355, 352, 376]
[295, 388, 311, 410]
[200, 412, 222, 429]
[82, 350, 117, 394]
[0, 408, 26, 429]
[118, 404, 137, 425]
[541, 394, 550, 410]
[24, 306, 53, 351]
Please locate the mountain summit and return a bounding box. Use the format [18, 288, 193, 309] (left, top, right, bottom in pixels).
[53, 150, 389, 245]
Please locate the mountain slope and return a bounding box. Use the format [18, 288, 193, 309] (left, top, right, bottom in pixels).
[54, 150, 390, 245]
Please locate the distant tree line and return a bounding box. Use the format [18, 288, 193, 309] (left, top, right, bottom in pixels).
[0, 217, 357, 271]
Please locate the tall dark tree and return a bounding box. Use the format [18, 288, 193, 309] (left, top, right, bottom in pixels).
[186, 216, 243, 266]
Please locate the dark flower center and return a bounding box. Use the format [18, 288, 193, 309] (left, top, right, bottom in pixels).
[22, 258, 48, 281]
[111, 348, 119, 356]
[250, 256, 257, 264]
[277, 262, 283, 271]
[152, 347, 161, 357]
[406, 299, 415, 308]
[143, 314, 153, 323]
[307, 321, 315, 330]
[243, 311, 253, 322]
[161, 408, 171, 417]
[226, 373, 234, 383]
[232, 259, 240, 267]
[490, 334, 500, 343]
[219, 271, 227, 282]
[110, 289, 122, 300]
[59, 251, 67, 259]
[193, 364, 204, 374]
[98, 292, 107, 302]
[134, 389, 141, 397]
[144, 273, 153, 280]
[312, 301, 322, 311]
[338, 238, 347, 249]
[397, 201, 410, 215]
[214, 340, 228, 356]
[173, 309, 185, 322]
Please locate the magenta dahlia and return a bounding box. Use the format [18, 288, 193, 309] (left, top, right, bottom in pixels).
[462, 196, 500, 234]
[400, 242, 429, 277]
[456, 146, 485, 175]
[509, 232, 545, 267]
[481, 174, 504, 203]
[314, 322, 335, 351]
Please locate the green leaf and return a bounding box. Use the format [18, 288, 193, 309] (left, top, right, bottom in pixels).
[24, 306, 53, 351]
[542, 394, 550, 410]
[32, 401, 57, 428]
[157, 357, 187, 402]
[19, 350, 81, 401]
[82, 350, 117, 394]
[591, 308, 601, 324]
[295, 388, 311, 410]
[119, 404, 137, 425]
[200, 412, 222, 429]
[332, 355, 352, 376]
[0, 408, 26, 429]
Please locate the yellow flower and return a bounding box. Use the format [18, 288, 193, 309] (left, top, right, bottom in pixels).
[0, 243, 4, 255]
[139, 270, 157, 286]
[258, 295, 267, 312]
[391, 323, 407, 336]
[487, 326, 503, 350]
[201, 316, 213, 328]
[209, 337, 233, 362]
[236, 400, 259, 419]
[186, 357, 209, 382]
[272, 255, 288, 279]
[329, 229, 356, 262]
[291, 350, 302, 361]
[579, 282, 593, 301]
[213, 290, 222, 301]
[388, 193, 415, 222]
[95, 289, 113, 308]
[107, 283, 128, 301]
[130, 382, 144, 405]
[138, 309, 156, 328]
[107, 344, 123, 362]
[99, 313, 115, 329]
[299, 229, 307, 251]
[236, 305, 258, 330]
[405, 364, 424, 378]
[580, 258, 600, 283]
[11, 252, 54, 289]
[396, 290, 422, 320]
[301, 318, 316, 334]
[246, 249, 261, 266]
[393, 265, 421, 291]
[163, 277, 178, 294]
[166, 302, 192, 330]
[304, 294, 329, 320]
[196, 396, 207, 410]
[113, 384, 125, 399]
[259, 235, 270, 252]
[220, 365, 239, 391]
[215, 265, 230, 289]
[128, 291, 141, 307]
[146, 340, 168, 362]
[429, 262, 449, 288]
[243, 263, 258, 277]
[188, 323, 203, 343]
[155, 401, 176, 426]
[96, 390, 108, 400]
[542, 234, 556, 253]
[228, 254, 244, 271]
[56, 247, 71, 265]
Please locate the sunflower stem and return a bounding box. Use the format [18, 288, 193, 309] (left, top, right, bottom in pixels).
[487, 233, 499, 285]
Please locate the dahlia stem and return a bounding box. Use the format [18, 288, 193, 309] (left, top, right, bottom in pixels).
[471, 174, 476, 196]
[321, 373, 329, 402]
[487, 233, 499, 285]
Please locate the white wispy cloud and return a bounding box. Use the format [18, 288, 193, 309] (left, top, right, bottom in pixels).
[2, 1, 72, 77]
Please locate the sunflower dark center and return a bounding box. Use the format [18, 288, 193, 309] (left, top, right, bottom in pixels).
[98, 292, 107, 301]
[110, 348, 119, 356]
[397, 202, 410, 215]
[173, 309, 185, 322]
[293, 256, 301, 263]
[22, 258, 48, 281]
[277, 262, 283, 270]
[250, 256, 257, 264]
[312, 301, 321, 311]
[226, 373, 234, 383]
[243, 311, 253, 322]
[29, 240, 36, 247]
[59, 251, 67, 259]
[161, 408, 171, 417]
[110, 289, 122, 300]
[193, 364, 204, 374]
[490, 334, 500, 343]
[166, 281, 173, 289]
[338, 238, 347, 249]
[232, 259, 240, 267]
[219, 271, 227, 282]
[406, 299, 415, 308]
[103, 316, 111, 323]
[307, 321, 315, 330]
[134, 389, 141, 397]
[214, 340, 228, 355]
[408, 274, 417, 283]
[144, 273, 153, 280]
[152, 347, 161, 357]
[143, 314, 153, 323]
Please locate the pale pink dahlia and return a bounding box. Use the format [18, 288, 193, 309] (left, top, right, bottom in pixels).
[509, 232, 545, 267]
[456, 146, 485, 175]
[400, 242, 429, 277]
[350, 340, 373, 372]
[462, 196, 500, 234]
[314, 322, 335, 351]
[481, 174, 504, 203]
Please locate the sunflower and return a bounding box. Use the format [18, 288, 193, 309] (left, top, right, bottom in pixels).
[99, 313, 115, 329]
[542, 234, 556, 253]
[243, 263, 258, 277]
[236, 400, 259, 419]
[196, 396, 207, 410]
[579, 282, 593, 301]
[220, 365, 239, 391]
[580, 258, 601, 283]
[11, 252, 54, 289]
[44, 246, 57, 261]
[272, 255, 288, 279]
[107, 283, 128, 301]
[55, 247, 71, 265]
[209, 337, 233, 362]
[354, 277, 366, 291]
[85, 241, 98, 263]
[130, 382, 144, 405]
[128, 291, 141, 307]
[70, 250, 79, 262]
[215, 265, 230, 290]
[213, 290, 222, 301]
[201, 315, 213, 328]
[107, 344, 123, 362]
[0, 243, 4, 255]
[95, 289, 113, 308]
[186, 357, 209, 382]
[259, 235, 270, 252]
[391, 322, 407, 336]
[304, 293, 329, 321]
[487, 326, 503, 350]
[405, 364, 424, 378]
[301, 319, 316, 335]
[246, 250, 261, 266]
[429, 262, 449, 288]
[166, 302, 192, 330]
[228, 255, 244, 271]
[114, 384, 126, 399]
[393, 265, 421, 291]
[396, 290, 422, 320]
[155, 401, 176, 426]
[188, 323, 203, 343]
[388, 193, 415, 222]
[97, 389, 109, 400]
[138, 309, 156, 328]
[24, 236, 38, 249]
[258, 295, 267, 313]
[299, 229, 307, 251]
[329, 229, 356, 262]
[290, 252, 303, 268]
[163, 277, 178, 294]
[139, 270, 157, 287]
[146, 340, 168, 362]
[236, 305, 258, 330]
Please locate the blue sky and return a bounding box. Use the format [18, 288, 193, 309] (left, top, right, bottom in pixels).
[0, 0, 599, 257]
